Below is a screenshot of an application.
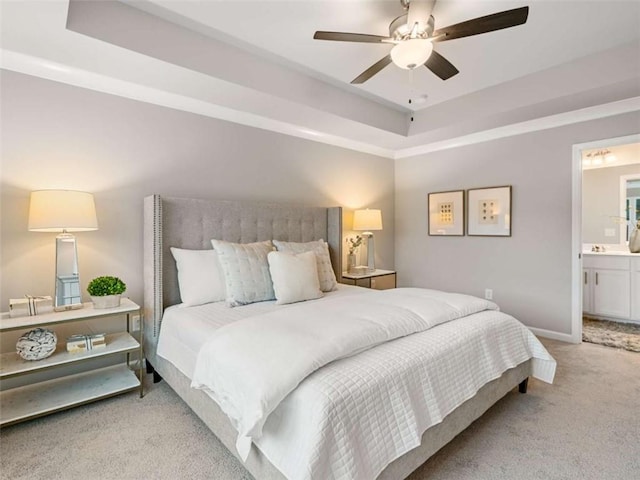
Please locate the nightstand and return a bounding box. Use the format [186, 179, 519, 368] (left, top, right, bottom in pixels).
[0, 298, 143, 427]
[341, 269, 397, 290]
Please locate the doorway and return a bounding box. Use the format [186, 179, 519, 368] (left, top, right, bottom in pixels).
[571, 134, 640, 344]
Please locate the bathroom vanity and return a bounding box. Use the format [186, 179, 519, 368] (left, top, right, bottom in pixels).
[583, 251, 640, 323]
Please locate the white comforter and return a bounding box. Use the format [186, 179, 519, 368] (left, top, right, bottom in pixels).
[190, 288, 555, 477]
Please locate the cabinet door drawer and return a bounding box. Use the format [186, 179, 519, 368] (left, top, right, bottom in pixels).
[370, 274, 396, 290]
[582, 269, 591, 314]
[632, 270, 640, 320]
[583, 256, 630, 270]
[354, 278, 371, 288]
[593, 269, 631, 318]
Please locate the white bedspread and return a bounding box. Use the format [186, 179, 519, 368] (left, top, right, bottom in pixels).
[162, 287, 556, 480]
[157, 285, 365, 378]
[190, 288, 555, 475]
[255, 309, 555, 480]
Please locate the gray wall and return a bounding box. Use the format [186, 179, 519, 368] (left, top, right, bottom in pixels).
[583, 164, 640, 244]
[2, 70, 639, 345]
[0, 71, 395, 315]
[395, 112, 640, 336]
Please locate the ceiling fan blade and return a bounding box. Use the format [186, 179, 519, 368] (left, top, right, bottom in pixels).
[314, 31, 391, 43]
[351, 54, 393, 84]
[407, 0, 436, 29]
[433, 6, 529, 42]
[424, 50, 459, 80]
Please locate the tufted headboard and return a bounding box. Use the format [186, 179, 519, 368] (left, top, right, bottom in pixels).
[143, 195, 343, 357]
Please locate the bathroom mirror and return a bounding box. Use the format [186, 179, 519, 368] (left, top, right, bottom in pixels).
[622, 177, 640, 242]
[55, 234, 82, 309]
[582, 143, 640, 245]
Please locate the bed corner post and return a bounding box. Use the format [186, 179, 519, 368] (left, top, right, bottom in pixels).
[327, 206, 343, 283]
[143, 194, 163, 375]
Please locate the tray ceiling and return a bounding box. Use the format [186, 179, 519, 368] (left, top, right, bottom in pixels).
[1, 1, 639, 158]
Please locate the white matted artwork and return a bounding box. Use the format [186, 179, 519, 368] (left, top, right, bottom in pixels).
[467, 186, 512, 236]
[428, 190, 464, 236]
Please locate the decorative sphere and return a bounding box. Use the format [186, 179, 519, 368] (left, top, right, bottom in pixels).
[16, 328, 57, 361]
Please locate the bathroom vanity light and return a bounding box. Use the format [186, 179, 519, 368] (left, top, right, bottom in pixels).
[583, 149, 616, 167]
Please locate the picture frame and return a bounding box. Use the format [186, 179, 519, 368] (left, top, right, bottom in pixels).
[467, 185, 512, 236]
[428, 190, 465, 236]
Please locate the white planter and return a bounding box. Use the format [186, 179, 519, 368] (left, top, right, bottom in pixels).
[91, 294, 121, 309]
[629, 228, 640, 253]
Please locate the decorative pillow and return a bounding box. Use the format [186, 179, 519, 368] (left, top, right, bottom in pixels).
[272, 239, 337, 292]
[211, 239, 275, 307]
[170, 248, 226, 306]
[267, 251, 323, 305]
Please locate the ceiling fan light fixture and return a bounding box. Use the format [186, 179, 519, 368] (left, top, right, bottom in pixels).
[390, 38, 433, 70]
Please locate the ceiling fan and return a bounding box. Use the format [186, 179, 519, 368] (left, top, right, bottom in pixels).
[313, 0, 529, 84]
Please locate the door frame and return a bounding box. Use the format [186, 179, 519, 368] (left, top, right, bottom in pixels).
[571, 133, 640, 343]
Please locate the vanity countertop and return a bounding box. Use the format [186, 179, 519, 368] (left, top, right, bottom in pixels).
[583, 250, 640, 256]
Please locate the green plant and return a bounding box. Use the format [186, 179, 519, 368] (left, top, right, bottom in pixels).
[346, 235, 363, 255]
[87, 276, 126, 296]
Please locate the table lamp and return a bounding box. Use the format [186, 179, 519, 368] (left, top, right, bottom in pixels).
[28, 190, 98, 311]
[353, 208, 383, 272]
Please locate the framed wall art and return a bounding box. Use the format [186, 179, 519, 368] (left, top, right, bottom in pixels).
[467, 185, 512, 236]
[428, 190, 465, 236]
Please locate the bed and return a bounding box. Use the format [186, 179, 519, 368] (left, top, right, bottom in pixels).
[143, 194, 555, 480]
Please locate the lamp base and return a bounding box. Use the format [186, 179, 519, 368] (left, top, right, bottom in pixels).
[54, 303, 83, 312]
[363, 232, 375, 272]
[55, 232, 82, 310]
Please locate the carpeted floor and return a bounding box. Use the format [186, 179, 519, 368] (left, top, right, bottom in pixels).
[582, 317, 640, 352]
[1, 338, 639, 480]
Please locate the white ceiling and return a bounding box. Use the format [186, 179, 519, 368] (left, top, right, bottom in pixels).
[136, 0, 640, 110]
[1, 0, 639, 158]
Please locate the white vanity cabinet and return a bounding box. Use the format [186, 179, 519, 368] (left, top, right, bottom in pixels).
[592, 268, 630, 318]
[583, 253, 639, 322]
[632, 258, 640, 320]
[582, 268, 591, 314]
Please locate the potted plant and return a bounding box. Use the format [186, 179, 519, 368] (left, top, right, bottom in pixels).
[87, 276, 126, 309]
[346, 235, 363, 274]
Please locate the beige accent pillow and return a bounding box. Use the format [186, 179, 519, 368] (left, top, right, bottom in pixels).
[272, 239, 337, 292]
[211, 239, 275, 307]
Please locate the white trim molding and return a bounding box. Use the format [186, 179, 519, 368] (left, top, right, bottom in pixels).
[2, 49, 639, 161]
[528, 326, 575, 344]
[395, 97, 640, 159]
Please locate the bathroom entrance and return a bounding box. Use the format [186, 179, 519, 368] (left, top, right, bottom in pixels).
[573, 135, 640, 351]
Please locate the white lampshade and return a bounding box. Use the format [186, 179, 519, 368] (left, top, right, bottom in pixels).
[353, 209, 383, 232]
[390, 39, 433, 70]
[28, 190, 98, 232]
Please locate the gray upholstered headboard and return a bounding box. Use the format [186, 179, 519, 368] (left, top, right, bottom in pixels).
[143, 195, 343, 356]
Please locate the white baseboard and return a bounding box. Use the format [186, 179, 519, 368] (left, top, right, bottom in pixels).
[528, 326, 578, 344]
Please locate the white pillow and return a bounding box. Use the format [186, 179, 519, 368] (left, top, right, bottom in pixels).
[170, 248, 226, 306]
[211, 239, 275, 307]
[272, 239, 337, 292]
[267, 251, 323, 305]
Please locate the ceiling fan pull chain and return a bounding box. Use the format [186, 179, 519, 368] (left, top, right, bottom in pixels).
[408, 69, 415, 106]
